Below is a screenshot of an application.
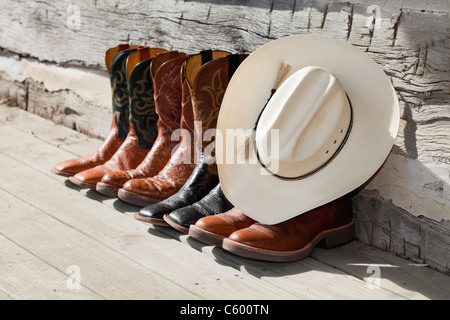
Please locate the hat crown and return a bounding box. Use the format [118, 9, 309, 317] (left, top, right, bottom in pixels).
[256, 66, 352, 179]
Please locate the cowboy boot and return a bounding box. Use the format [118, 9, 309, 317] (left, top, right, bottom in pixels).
[190, 53, 248, 175]
[222, 194, 355, 262]
[146, 54, 247, 228]
[69, 46, 167, 189]
[163, 183, 234, 233]
[51, 44, 138, 177]
[188, 207, 256, 247]
[133, 51, 237, 222]
[96, 51, 189, 197]
[117, 50, 230, 207]
[135, 151, 219, 225]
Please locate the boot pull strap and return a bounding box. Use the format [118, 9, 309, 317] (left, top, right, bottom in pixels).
[118, 43, 130, 51]
[138, 46, 150, 61]
[227, 54, 240, 81]
[201, 50, 213, 65]
[105, 43, 138, 72]
[227, 54, 249, 81]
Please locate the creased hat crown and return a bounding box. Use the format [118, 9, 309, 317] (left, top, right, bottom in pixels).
[256, 66, 352, 179]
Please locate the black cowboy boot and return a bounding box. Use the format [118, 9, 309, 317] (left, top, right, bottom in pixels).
[163, 183, 234, 233]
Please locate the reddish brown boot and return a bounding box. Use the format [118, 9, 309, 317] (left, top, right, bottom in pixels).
[222, 195, 355, 262]
[160, 54, 249, 231]
[68, 47, 167, 189]
[96, 51, 189, 197]
[189, 207, 256, 246]
[118, 50, 230, 206]
[51, 44, 138, 177]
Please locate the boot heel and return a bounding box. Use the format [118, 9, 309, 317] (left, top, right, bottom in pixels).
[319, 220, 355, 249]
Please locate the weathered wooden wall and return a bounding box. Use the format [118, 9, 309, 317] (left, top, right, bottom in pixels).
[0, 0, 449, 272]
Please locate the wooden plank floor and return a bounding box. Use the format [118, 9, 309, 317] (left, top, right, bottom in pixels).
[0, 103, 449, 300]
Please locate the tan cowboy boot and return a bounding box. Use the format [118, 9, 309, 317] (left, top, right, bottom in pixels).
[68, 46, 167, 189]
[189, 53, 248, 175]
[96, 51, 189, 197]
[135, 53, 247, 224]
[189, 207, 256, 246]
[160, 54, 250, 231]
[222, 195, 355, 262]
[51, 44, 138, 177]
[118, 50, 230, 207]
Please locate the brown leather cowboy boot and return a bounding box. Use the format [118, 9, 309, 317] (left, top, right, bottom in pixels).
[189, 53, 248, 175]
[161, 54, 250, 231]
[68, 47, 167, 189]
[96, 51, 189, 197]
[117, 50, 230, 207]
[221, 194, 355, 262]
[189, 207, 256, 246]
[134, 53, 247, 224]
[51, 44, 138, 177]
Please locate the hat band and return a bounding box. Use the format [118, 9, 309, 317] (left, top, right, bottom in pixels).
[254, 95, 354, 181]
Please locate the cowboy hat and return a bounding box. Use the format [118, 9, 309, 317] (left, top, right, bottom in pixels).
[216, 34, 399, 225]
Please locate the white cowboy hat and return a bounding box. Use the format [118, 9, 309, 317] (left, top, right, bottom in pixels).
[216, 34, 399, 225]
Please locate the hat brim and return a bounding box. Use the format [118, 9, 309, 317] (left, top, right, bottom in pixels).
[216, 34, 399, 225]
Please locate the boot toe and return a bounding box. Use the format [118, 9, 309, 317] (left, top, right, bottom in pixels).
[51, 163, 73, 177]
[70, 166, 108, 189]
[52, 159, 88, 177]
[194, 208, 256, 238]
[227, 224, 280, 251]
[228, 227, 257, 246]
[138, 201, 175, 220]
[101, 170, 132, 188]
[123, 177, 177, 200]
[165, 206, 203, 233]
[194, 215, 233, 238]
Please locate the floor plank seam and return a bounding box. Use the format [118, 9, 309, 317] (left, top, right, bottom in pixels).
[0, 143, 277, 292]
[0, 119, 90, 158]
[0, 169, 224, 299]
[0, 229, 106, 299]
[2, 106, 449, 299]
[0, 150, 416, 299]
[0, 188, 209, 300]
[0, 183, 209, 298]
[308, 252, 410, 300]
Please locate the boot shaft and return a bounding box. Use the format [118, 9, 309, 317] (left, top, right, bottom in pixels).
[151, 51, 189, 139]
[108, 46, 139, 139]
[126, 47, 168, 149]
[188, 53, 248, 172]
[182, 51, 232, 162]
[190, 53, 247, 142]
[105, 43, 138, 73]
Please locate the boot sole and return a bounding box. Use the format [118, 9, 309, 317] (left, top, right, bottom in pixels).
[117, 188, 161, 207]
[133, 213, 169, 227]
[163, 214, 189, 234]
[188, 224, 226, 247]
[222, 219, 355, 263]
[68, 176, 97, 189]
[96, 182, 120, 197]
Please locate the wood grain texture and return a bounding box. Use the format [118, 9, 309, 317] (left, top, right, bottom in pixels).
[0, 234, 102, 299]
[0, 0, 448, 272]
[0, 0, 447, 162]
[0, 107, 397, 300]
[3, 104, 450, 299]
